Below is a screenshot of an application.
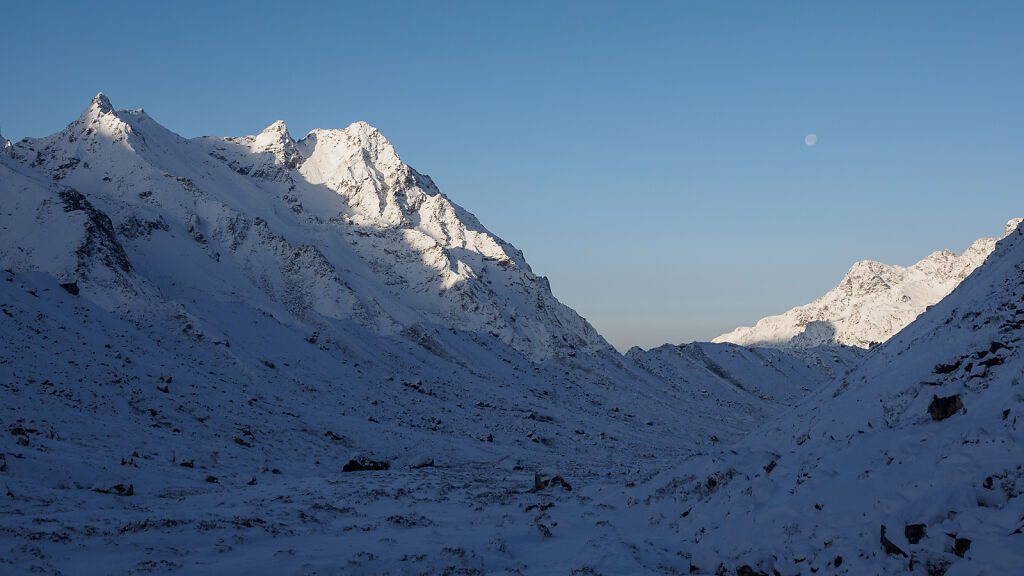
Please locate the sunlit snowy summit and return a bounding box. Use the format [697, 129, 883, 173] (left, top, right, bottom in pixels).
[714, 219, 1022, 349]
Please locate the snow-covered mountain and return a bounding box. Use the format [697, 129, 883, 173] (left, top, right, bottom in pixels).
[0, 95, 850, 573]
[5, 93, 606, 362]
[714, 220, 1021, 349]
[637, 215, 1024, 575]
[3, 94, 1019, 574]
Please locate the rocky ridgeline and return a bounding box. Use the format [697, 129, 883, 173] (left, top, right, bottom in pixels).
[714, 219, 1022, 349]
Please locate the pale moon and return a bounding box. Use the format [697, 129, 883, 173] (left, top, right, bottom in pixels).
[805, 134, 818, 147]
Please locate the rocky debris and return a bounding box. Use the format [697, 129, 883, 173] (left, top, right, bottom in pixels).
[59, 281, 80, 295]
[933, 361, 961, 375]
[927, 394, 964, 421]
[342, 457, 390, 472]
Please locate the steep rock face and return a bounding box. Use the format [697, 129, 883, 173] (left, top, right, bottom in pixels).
[713, 221, 1020, 349]
[0, 154, 134, 294]
[5, 94, 605, 361]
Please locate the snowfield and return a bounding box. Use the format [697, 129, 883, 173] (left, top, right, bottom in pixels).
[1, 95, 1020, 575]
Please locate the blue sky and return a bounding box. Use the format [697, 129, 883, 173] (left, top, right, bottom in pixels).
[2, 1, 1022, 349]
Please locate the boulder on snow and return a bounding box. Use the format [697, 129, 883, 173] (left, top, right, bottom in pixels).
[905, 523, 927, 544]
[927, 394, 964, 421]
[342, 457, 390, 472]
[880, 525, 908, 557]
[953, 537, 971, 558]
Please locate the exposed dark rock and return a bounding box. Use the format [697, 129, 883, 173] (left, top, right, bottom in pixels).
[953, 537, 971, 558]
[94, 483, 134, 496]
[58, 188, 132, 275]
[736, 566, 767, 576]
[905, 523, 927, 544]
[59, 282, 79, 295]
[342, 457, 389, 472]
[323, 430, 347, 443]
[880, 525, 907, 557]
[549, 476, 573, 491]
[932, 361, 961, 375]
[979, 356, 1003, 368]
[927, 394, 964, 421]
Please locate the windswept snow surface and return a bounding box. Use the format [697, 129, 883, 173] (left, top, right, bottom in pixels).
[0, 95, 858, 574]
[714, 221, 1021, 349]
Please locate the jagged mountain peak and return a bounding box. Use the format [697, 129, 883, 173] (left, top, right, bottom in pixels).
[75, 92, 121, 128]
[43, 91, 148, 152]
[301, 121, 402, 173]
[1007, 217, 1023, 236]
[256, 119, 292, 142]
[88, 92, 114, 115]
[714, 221, 1015, 349]
[1, 95, 608, 360]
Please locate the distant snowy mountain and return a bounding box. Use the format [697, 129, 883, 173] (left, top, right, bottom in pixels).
[713, 219, 1022, 349]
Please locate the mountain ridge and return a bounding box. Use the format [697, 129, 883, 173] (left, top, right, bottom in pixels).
[6, 94, 609, 361]
[713, 219, 1021, 349]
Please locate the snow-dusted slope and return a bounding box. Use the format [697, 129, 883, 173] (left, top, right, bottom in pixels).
[714, 220, 1021, 349]
[639, 221, 1024, 575]
[625, 341, 862, 433]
